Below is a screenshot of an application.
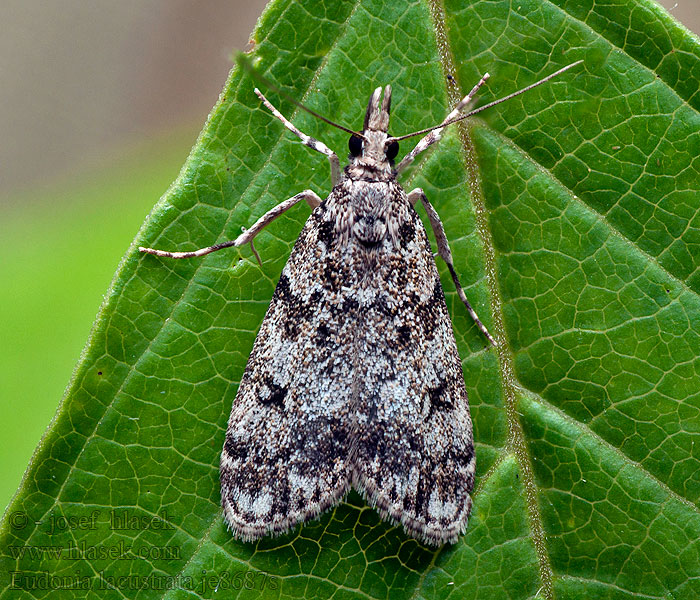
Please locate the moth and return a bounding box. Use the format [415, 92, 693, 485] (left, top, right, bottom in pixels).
[141, 60, 582, 546]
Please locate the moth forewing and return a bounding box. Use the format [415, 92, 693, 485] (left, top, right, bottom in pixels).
[139, 61, 583, 545]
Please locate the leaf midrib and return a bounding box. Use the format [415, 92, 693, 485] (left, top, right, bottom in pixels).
[425, 0, 557, 597]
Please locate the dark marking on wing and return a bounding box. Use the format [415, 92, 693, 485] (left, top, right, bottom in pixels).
[273, 275, 326, 341]
[316, 323, 330, 345]
[224, 437, 248, 461]
[259, 380, 287, 410]
[397, 324, 412, 345]
[273, 273, 291, 302]
[399, 220, 416, 247]
[316, 219, 335, 248]
[427, 381, 453, 418]
[322, 260, 342, 292]
[413, 280, 447, 339]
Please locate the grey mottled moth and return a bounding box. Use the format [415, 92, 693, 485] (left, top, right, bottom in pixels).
[140, 60, 582, 546]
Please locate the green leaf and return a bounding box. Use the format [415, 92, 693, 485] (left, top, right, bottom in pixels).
[2, 0, 699, 598]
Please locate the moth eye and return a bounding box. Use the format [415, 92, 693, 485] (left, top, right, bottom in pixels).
[386, 140, 399, 160]
[349, 135, 363, 156]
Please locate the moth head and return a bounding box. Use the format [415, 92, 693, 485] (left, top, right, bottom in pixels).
[348, 85, 399, 165]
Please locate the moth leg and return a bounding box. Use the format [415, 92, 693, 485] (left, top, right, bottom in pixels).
[408, 188, 495, 345]
[396, 73, 490, 175]
[255, 88, 341, 187]
[139, 189, 322, 266]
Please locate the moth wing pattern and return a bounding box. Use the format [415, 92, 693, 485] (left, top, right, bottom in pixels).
[346, 185, 475, 546]
[221, 176, 475, 546]
[220, 205, 355, 541]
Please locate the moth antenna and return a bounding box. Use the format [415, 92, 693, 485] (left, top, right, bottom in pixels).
[389, 60, 584, 143]
[237, 53, 366, 140]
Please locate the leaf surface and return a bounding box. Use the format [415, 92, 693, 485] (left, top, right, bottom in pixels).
[2, 0, 699, 598]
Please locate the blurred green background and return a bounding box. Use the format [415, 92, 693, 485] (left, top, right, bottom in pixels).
[0, 0, 696, 514]
[0, 0, 267, 513]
